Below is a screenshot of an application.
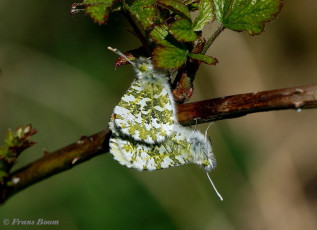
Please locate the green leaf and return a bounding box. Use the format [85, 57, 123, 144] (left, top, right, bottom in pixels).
[150, 23, 191, 68]
[188, 3, 199, 11]
[149, 24, 172, 47]
[193, 0, 215, 31]
[83, 0, 116, 24]
[158, 0, 191, 20]
[213, 0, 283, 35]
[188, 53, 217, 65]
[183, 0, 199, 11]
[4, 130, 14, 147]
[128, 0, 158, 30]
[0, 125, 37, 164]
[183, 0, 198, 5]
[169, 18, 197, 42]
[153, 46, 188, 69]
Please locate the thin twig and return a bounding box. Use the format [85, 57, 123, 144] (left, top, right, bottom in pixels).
[202, 25, 225, 54]
[121, 3, 152, 56]
[1, 84, 317, 204]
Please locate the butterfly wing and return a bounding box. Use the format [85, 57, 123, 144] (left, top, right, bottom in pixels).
[109, 134, 134, 168]
[113, 79, 176, 144]
[110, 130, 194, 171]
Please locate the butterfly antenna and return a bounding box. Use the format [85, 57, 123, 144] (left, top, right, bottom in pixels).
[206, 172, 223, 201]
[208, 136, 213, 146]
[108, 46, 135, 66]
[204, 122, 213, 143]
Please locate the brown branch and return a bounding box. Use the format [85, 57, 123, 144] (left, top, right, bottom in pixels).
[177, 84, 317, 125]
[0, 130, 111, 203]
[1, 84, 317, 204]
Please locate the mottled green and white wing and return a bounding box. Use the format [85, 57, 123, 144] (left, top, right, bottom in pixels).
[110, 130, 191, 171]
[109, 125, 215, 171]
[109, 135, 134, 169]
[113, 79, 176, 144]
[109, 122, 221, 199]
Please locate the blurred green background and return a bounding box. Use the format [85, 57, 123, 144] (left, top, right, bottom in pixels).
[1, 1, 317, 229]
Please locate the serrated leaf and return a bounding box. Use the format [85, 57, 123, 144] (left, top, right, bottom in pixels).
[153, 46, 188, 68]
[128, 0, 158, 30]
[169, 18, 197, 42]
[150, 23, 192, 68]
[149, 24, 172, 47]
[213, 0, 283, 35]
[193, 0, 214, 31]
[83, 0, 116, 24]
[188, 53, 217, 65]
[158, 0, 191, 20]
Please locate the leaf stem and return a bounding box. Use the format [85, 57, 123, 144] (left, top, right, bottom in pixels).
[201, 25, 225, 54]
[121, 3, 152, 56]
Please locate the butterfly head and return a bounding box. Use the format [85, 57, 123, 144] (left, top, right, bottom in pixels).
[189, 131, 216, 173]
[134, 57, 168, 84]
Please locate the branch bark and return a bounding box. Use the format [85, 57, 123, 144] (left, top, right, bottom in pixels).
[178, 84, 317, 125]
[1, 84, 317, 204]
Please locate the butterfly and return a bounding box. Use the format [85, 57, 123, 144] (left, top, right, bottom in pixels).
[109, 47, 176, 144]
[108, 47, 222, 200]
[109, 119, 223, 200]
